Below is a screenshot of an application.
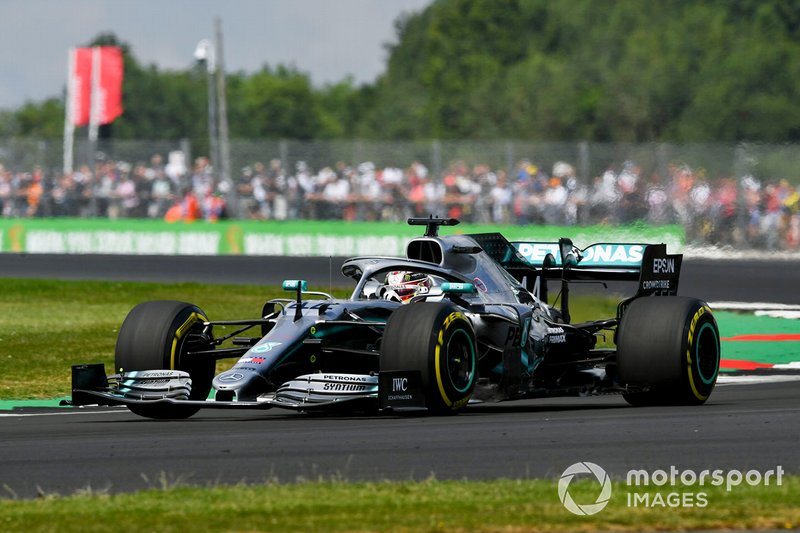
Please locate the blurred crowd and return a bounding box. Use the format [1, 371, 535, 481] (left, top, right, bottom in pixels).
[0, 155, 226, 223]
[1, 154, 799, 251]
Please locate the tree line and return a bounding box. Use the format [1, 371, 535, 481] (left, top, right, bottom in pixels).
[3, 0, 800, 150]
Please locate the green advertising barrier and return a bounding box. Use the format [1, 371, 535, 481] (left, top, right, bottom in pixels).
[0, 218, 684, 257]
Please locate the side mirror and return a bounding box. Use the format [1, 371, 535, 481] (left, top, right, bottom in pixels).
[282, 279, 308, 292]
[441, 282, 477, 294]
[282, 279, 307, 321]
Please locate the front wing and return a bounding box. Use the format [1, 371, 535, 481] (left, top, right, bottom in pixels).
[69, 364, 427, 412]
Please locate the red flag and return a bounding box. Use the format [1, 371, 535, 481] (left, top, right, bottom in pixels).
[71, 48, 93, 126]
[70, 46, 123, 126]
[96, 46, 124, 125]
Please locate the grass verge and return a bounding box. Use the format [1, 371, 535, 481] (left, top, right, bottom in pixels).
[0, 278, 285, 399]
[1, 478, 798, 532]
[0, 278, 618, 400]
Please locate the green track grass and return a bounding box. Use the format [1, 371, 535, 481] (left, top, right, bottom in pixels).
[1, 478, 797, 532]
[0, 278, 617, 400]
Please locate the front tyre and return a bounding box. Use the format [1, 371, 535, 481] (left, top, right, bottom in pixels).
[115, 300, 214, 419]
[617, 296, 720, 406]
[381, 302, 477, 414]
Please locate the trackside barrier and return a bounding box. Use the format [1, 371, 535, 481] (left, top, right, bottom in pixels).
[0, 218, 683, 257]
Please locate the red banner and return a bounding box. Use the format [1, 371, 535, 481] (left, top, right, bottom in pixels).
[70, 46, 124, 126]
[71, 48, 93, 126]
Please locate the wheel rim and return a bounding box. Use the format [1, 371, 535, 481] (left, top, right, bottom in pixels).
[446, 329, 475, 393]
[696, 322, 720, 385]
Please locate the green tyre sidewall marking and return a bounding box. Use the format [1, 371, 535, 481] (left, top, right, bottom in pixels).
[695, 321, 720, 386]
[445, 328, 476, 395]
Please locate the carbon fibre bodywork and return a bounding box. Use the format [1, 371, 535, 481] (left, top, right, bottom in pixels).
[71, 217, 713, 415]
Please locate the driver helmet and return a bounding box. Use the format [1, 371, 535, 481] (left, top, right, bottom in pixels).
[383, 271, 432, 303]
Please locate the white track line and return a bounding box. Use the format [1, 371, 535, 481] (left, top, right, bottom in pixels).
[710, 302, 800, 311]
[682, 246, 800, 261]
[775, 362, 800, 369]
[0, 408, 128, 418]
[755, 310, 800, 319]
[717, 374, 800, 386]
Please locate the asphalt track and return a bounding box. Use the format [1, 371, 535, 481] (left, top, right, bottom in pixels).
[0, 253, 798, 498]
[0, 253, 798, 303]
[1, 381, 798, 498]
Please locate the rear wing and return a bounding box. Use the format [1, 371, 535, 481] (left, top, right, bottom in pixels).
[510, 240, 682, 295]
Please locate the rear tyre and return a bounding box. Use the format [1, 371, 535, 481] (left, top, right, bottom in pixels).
[617, 296, 720, 406]
[115, 301, 214, 419]
[381, 302, 477, 414]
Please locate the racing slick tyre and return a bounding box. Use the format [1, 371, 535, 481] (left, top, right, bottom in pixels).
[381, 302, 477, 414]
[617, 296, 720, 406]
[115, 301, 214, 419]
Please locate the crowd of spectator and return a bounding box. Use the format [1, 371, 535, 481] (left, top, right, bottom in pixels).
[233, 157, 800, 251]
[1, 153, 799, 251]
[0, 155, 227, 223]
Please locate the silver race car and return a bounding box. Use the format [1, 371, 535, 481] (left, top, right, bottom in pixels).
[70, 217, 721, 418]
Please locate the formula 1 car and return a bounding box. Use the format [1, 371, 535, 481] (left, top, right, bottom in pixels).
[70, 217, 721, 419]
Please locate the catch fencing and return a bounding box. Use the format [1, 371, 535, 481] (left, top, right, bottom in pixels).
[4, 138, 799, 185]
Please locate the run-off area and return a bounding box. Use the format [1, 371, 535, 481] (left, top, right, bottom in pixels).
[712, 302, 800, 372]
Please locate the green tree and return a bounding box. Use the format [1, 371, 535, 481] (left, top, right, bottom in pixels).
[229, 65, 319, 140]
[360, 0, 800, 143]
[315, 78, 368, 139]
[10, 2, 800, 144]
[14, 98, 64, 138]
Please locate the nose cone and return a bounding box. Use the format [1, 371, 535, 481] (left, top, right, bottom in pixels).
[212, 369, 266, 401]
